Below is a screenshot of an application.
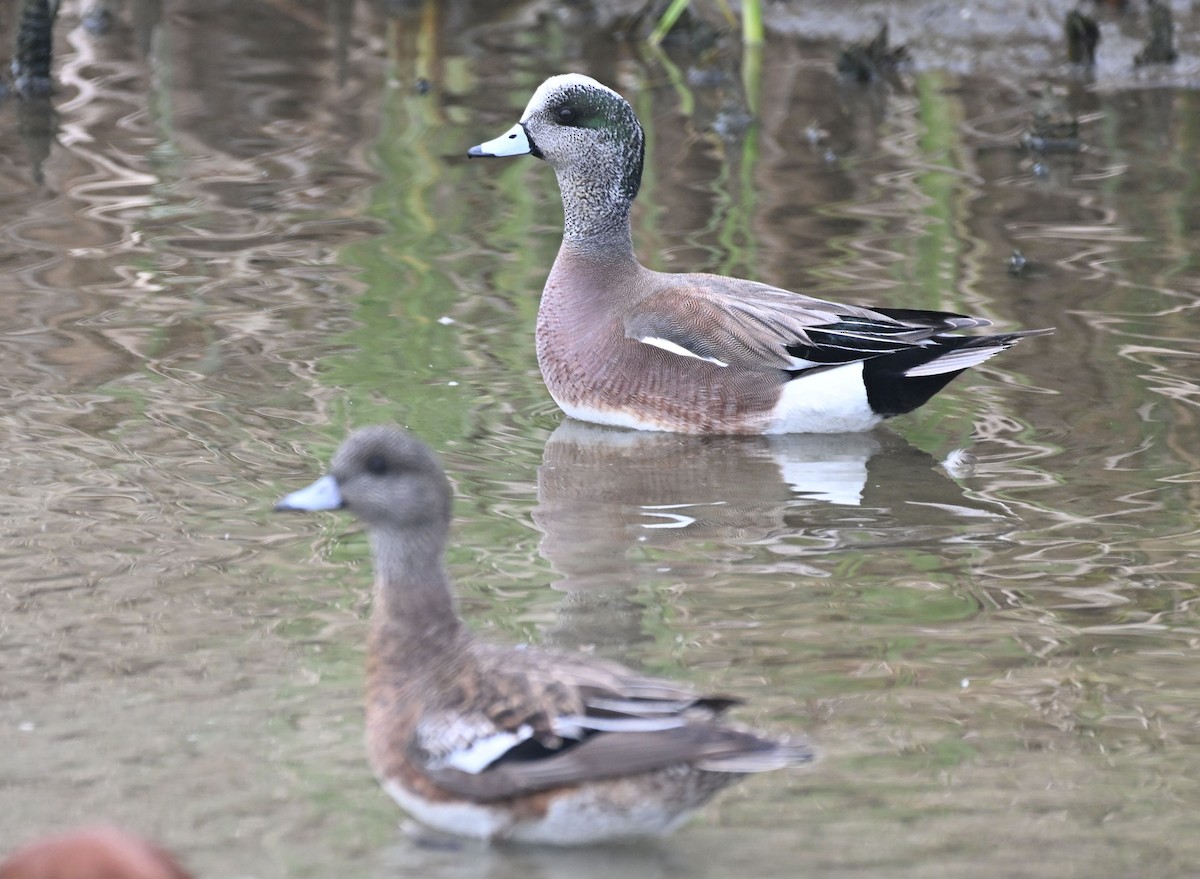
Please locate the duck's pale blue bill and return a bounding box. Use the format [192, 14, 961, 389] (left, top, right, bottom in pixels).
[468, 123, 532, 157]
[276, 474, 344, 512]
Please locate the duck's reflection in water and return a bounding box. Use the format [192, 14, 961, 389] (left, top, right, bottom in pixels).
[533, 420, 1007, 652]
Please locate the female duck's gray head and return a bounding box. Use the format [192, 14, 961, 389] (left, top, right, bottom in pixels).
[469, 74, 646, 237]
[275, 426, 452, 532]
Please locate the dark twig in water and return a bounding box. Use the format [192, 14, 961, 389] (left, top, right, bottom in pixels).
[1135, 0, 1177, 66]
[837, 22, 909, 87]
[13, 0, 60, 98]
[1065, 9, 1101, 66]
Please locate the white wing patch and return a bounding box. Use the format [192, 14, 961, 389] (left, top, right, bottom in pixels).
[424, 722, 535, 774]
[638, 336, 728, 367]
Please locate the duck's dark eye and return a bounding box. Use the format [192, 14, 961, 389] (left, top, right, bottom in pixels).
[556, 105, 576, 123]
[365, 454, 389, 476]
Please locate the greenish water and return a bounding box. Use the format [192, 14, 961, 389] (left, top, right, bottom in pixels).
[1, 2, 1199, 878]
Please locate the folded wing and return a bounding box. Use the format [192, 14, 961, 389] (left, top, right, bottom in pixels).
[624, 277, 1008, 374]
[410, 652, 812, 803]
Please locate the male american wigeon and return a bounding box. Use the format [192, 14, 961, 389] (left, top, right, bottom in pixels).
[469, 73, 1050, 435]
[276, 426, 813, 845]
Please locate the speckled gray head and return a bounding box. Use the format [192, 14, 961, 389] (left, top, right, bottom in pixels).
[469, 74, 645, 241]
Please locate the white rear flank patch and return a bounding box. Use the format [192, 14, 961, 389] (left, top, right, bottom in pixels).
[638, 335, 728, 367]
[767, 362, 882, 434]
[430, 724, 534, 774]
[903, 344, 1007, 377]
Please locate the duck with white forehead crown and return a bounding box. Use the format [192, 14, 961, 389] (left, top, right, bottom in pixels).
[469, 73, 1051, 435]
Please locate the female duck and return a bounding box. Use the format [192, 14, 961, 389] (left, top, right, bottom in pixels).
[469, 73, 1049, 435]
[277, 426, 812, 845]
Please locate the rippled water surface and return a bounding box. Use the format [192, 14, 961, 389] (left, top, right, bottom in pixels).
[2, 1, 1200, 877]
